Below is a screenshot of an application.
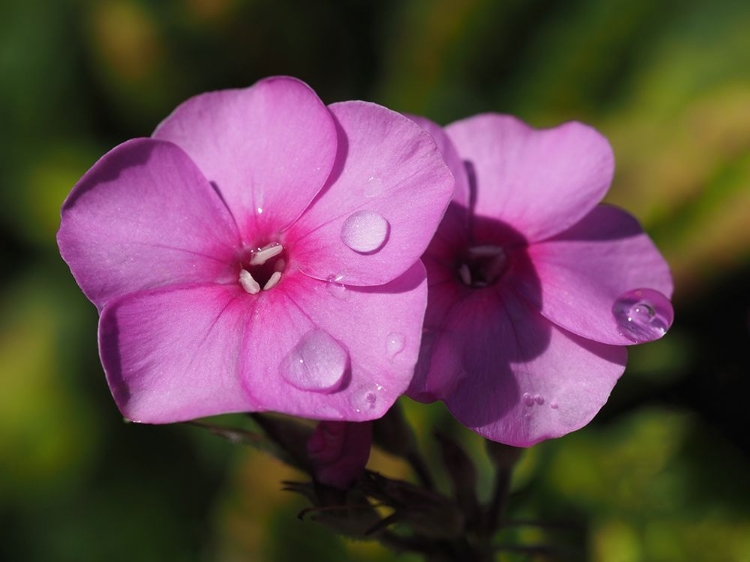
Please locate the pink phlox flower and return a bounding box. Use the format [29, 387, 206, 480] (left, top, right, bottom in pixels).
[57, 76, 454, 423]
[307, 420, 372, 489]
[406, 114, 674, 447]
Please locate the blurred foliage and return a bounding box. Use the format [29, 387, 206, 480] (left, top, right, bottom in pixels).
[1, 0, 749, 560]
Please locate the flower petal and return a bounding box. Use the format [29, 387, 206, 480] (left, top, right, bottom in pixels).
[153, 76, 337, 241]
[410, 285, 626, 446]
[407, 115, 471, 208]
[57, 139, 240, 310]
[286, 102, 454, 286]
[514, 205, 674, 345]
[238, 263, 428, 421]
[99, 284, 255, 423]
[446, 114, 614, 242]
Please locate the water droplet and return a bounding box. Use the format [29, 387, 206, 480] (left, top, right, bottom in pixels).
[280, 329, 349, 393]
[386, 333, 405, 358]
[340, 210, 390, 253]
[550, 400, 559, 409]
[351, 384, 383, 412]
[325, 275, 347, 299]
[522, 392, 535, 407]
[364, 175, 383, 197]
[534, 394, 544, 405]
[612, 288, 674, 343]
[256, 206, 263, 214]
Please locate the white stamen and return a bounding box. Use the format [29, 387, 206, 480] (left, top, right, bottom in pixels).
[250, 243, 283, 266]
[468, 244, 505, 257]
[458, 263, 472, 286]
[239, 269, 261, 294]
[263, 271, 282, 291]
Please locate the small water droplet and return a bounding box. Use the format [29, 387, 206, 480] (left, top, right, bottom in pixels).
[550, 400, 559, 410]
[534, 394, 544, 405]
[612, 288, 674, 343]
[351, 384, 383, 412]
[340, 210, 390, 253]
[280, 329, 349, 393]
[386, 333, 405, 358]
[256, 206, 263, 214]
[325, 275, 347, 299]
[522, 392, 534, 407]
[364, 175, 383, 197]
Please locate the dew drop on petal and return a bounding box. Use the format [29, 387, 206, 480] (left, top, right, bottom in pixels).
[340, 210, 390, 253]
[612, 288, 674, 343]
[280, 329, 349, 393]
[522, 392, 535, 407]
[550, 400, 559, 410]
[351, 384, 383, 413]
[534, 394, 544, 405]
[364, 175, 383, 197]
[325, 275, 347, 300]
[386, 333, 405, 358]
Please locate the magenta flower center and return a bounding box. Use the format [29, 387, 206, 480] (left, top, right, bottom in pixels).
[238, 242, 288, 294]
[456, 244, 508, 288]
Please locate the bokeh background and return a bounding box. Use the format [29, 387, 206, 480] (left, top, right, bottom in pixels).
[2, 0, 750, 560]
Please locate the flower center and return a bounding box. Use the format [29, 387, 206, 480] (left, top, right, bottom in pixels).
[456, 244, 507, 288]
[238, 242, 287, 294]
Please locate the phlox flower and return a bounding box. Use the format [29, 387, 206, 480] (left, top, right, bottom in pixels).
[407, 114, 674, 446]
[57, 76, 453, 424]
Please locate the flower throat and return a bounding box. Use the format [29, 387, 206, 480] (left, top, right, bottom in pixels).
[239, 242, 287, 294]
[457, 244, 507, 288]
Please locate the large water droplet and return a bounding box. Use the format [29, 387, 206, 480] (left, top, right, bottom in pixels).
[386, 333, 405, 358]
[522, 392, 534, 407]
[280, 329, 349, 392]
[612, 288, 674, 343]
[340, 210, 390, 253]
[325, 274, 347, 300]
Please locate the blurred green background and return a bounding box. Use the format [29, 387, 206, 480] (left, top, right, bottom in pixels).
[2, 0, 749, 560]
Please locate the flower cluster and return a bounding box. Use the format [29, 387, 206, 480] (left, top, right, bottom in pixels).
[58, 76, 673, 448]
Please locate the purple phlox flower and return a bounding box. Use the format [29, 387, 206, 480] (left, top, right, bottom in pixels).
[57, 76, 453, 423]
[406, 114, 674, 447]
[307, 420, 372, 489]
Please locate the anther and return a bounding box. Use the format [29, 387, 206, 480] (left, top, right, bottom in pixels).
[263, 271, 282, 291]
[250, 243, 283, 266]
[239, 270, 261, 294]
[468, 244, 505, 257]
[458, 263, 472, 286]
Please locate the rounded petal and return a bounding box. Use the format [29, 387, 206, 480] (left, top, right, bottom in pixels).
[238, 263, 428, 421]
[514, 205, 674, 345]
[57, 139, 240, 310]
[153, 76, 338, 241]
[410, 285, 626, 446]
[407, 114, 471, 208]
[285, 102, 454, 286]
[99, 284, 256, 423]
[446, 114, 614, 242]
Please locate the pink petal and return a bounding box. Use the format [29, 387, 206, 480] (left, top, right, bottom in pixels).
[153, 76, 337, 241]
[99, 284, 255, 423]
[410, 285, 626, 446]
[238, 263, 428, 421]
[446, 114, 614, 243]
[285, 102, 454, 286]
[57, 139, 240, 310]
[514, 205, 674, 345]
[406, 115, 471, 208]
